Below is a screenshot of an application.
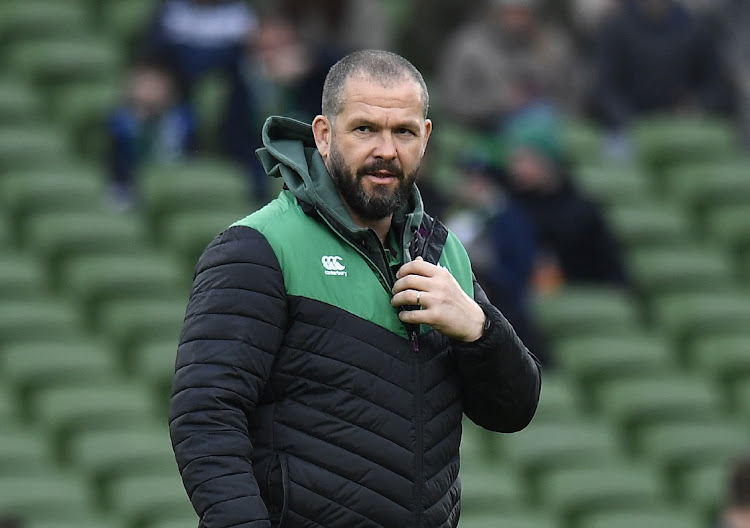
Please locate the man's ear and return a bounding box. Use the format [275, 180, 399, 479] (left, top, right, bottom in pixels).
[312, 115, 332, 160]
[420, 119, 433, 158]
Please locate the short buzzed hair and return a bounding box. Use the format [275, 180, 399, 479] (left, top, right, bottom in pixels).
[321, 50, 430, 120]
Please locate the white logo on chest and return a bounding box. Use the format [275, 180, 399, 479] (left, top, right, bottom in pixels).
[322, 256, 348, 276]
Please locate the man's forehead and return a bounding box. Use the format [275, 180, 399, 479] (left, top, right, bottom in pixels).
[340, 75, 424, 114]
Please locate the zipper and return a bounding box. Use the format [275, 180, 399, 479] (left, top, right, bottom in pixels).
[411, 329, 424, 527]
[319, 207, 427, 525]
[316, 209, 394, 293]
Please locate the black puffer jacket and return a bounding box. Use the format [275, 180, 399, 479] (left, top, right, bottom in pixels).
[169, 117, 541, 528]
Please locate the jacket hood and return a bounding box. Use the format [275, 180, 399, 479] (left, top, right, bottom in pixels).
[255, 116, 425, 245]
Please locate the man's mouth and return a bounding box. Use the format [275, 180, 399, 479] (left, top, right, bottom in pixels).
[364, 169, 398, 182]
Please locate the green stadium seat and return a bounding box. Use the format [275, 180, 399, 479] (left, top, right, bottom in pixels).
[690, 334, 750, 396]
[539, 465, 664, 524]
[579, 509, 703, 528]
[1, 340, 120, 411]
[0, 426, 55, 476]
[606, 204, 692, 250]
[500, 422, 621, 491]
[653, 292, 750, 350]
[0, 473, 95, 522]
[0, 216, 11, 249]
[735, 380, 750, 418]
[636, 421, 748, 485]
[68, 426, 177, 496]
[704, 204, 750, 259]
[0, 1, 90, 43]
[576, 164, 654, 207]
[562, 120, 602, 164]
[108, 473, 194, 527]
[30, 382, 159, 450]
[458, 511, 560, 528]
[0, 387, 19, 425]
[194, 74, 231, 152]
[680, 462, 726, 519]
[97, 297, 186, 361]
[160, 208, 253, 266]
[51, 80, 120, 159]
[633, 115, 737, 174]
[459, 467, 527, 513]
[665, 160, 750, 220]
[30, 520, 124, 528]
[534, 287, 641, 342]
[132, 338, 179, 403]
[24, 210, 148, 274]
[594, 375, 724, 445]
[460, 418, 500, 467]
[530, 374, 582, 423]
[0, 298, 85, 347]
[149, 516, 202, 528]
[7, 36, 120, 91]
[0, 123, 68, 170]
[629, 246, 735, 298]
[0, 251, 50, 299]
[101, 0, 156, 48]
[61, 253, 186, 320]
[2, 170, 104, 235]
[555, 335, 673, 397]
[0, 76, 41, 124]
[142, 159, 250, 224]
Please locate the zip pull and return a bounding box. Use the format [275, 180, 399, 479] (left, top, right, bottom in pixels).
[410, 330, 420, 353]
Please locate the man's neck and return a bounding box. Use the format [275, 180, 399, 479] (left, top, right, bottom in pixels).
[344, 202, 393, 244]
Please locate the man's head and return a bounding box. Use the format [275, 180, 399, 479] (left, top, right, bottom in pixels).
[490, 0, 540, 40]
[126, 57, 179, 120]
[312, 50, 432, 222]
[723, 454, 750, 528]
[505, 109, 565, 195]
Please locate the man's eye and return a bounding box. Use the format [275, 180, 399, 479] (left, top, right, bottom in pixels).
[397, 128, 415, 136]
[355, 126, 370, 132]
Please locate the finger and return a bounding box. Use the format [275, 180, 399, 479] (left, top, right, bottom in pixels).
[396, 258, 438, 279]
[392, 274, 432, 295]
[391, 289, 426, 308]
[398, 307, 431, 325]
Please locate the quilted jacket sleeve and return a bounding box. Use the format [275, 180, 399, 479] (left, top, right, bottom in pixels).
[169, 226, 287, 528]
[452, 278, 542, 433]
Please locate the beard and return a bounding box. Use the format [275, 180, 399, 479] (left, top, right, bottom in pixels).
[327, 140, 419, 221]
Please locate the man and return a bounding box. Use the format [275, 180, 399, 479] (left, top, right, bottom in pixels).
[503, 109, 630, 288]
[593, 0, 728, 129]
[437, 0, 580, 128]
[169, 50, 541, 528]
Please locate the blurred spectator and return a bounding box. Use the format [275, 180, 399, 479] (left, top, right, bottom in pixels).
[107, 57, 196, 210]
[237, 13, 340, 200]
[242, 14, 336, 131]
[144, 0, 265, 199]
[571, 0, 621, 45]
[438, 0, 581, 129]
[400, 0, 483, 78]
[718, 0, 750, 149]
[145, 0, 257, 94]
[719, 453, 750, 528]
[592, 0, 729, 131]
[503, 109, 630, 288]
[277, 0, 392, 52]
[446, 155, 548, 363]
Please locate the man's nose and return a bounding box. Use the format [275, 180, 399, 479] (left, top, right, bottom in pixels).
[373, 132, 397, 160]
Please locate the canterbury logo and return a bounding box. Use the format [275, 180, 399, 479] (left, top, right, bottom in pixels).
[322, 255, 347, 276]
